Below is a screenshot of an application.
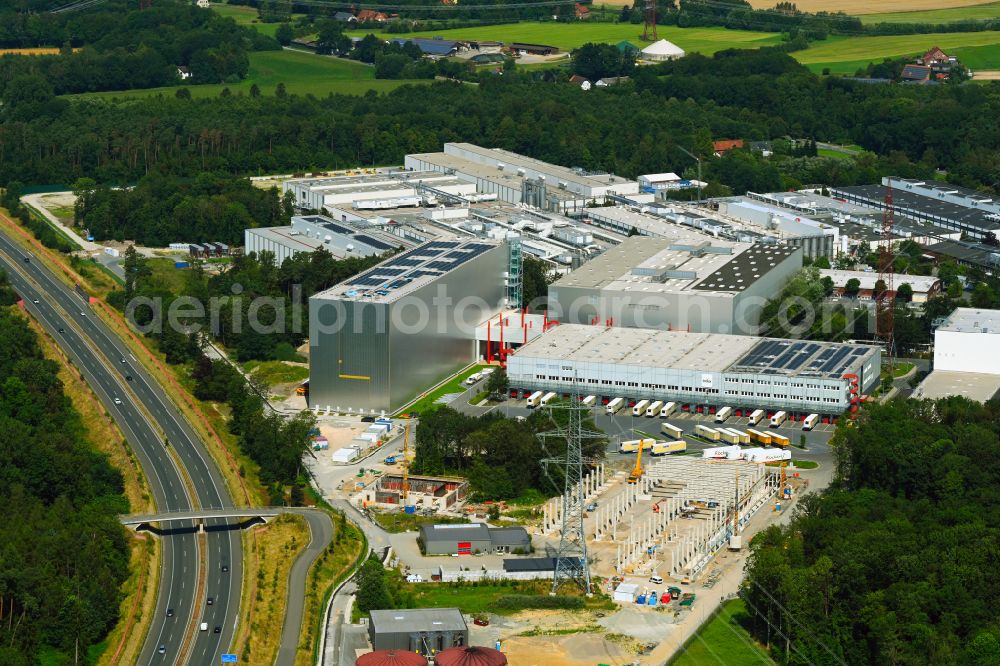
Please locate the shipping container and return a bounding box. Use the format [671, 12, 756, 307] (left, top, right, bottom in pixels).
[606, 397, 625, 415]
[651, 440, 686, 456]
[645, 400, 664, 417]
[748, 409, 765, 426]
[715, 406, 732, 423]
[660, 402, 677, 418]
[526, 391, 544, 408]
[632, 400, 650, 417]
[694, 425, 721, 442]
[802, 413, 820, 431]
[770, 411, 788, 427]
[661, 422, 683, 440]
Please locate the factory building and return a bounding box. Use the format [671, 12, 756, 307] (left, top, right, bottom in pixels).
[831, 178, 1000, 241]
[404, 143, 643, 213]
[506, 324, 881, 415]
[417, 523, 532, 556]
[547, 236, 801, 335]
[245, 215, 414, 264]
[282, 170, 477, 212]
[309, 239, 511, 414]
[913, 308, 1000, 402]
[368, 608, 468, 655]
[818, 269, 942, 303]
[714, 197, 836, 259]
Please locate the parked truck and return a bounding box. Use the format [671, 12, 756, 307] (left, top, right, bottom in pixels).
[632, 400, 650, 417]
[606, 397, 625, 415]
[526, 391, 544, 408]
[770, 411, 788, 427]
[651, 440, 686, 456]
[619, 438, 655, 454]
[645, 400, 664, 417]
[715, 406, 732, 423]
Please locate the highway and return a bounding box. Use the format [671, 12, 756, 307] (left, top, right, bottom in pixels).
[0, 227, 242, 665]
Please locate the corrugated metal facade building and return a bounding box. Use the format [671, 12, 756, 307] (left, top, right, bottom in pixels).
[309, 239, 509, 413]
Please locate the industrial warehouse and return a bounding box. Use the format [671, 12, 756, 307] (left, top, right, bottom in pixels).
[547, 235, 802, 335]
[506, 324, 880, 416]
[308, 238, 513, 413]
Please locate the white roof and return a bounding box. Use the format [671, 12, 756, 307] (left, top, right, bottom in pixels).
[818, 269, 940, 293]
[615, 583, 639, 594]
[641, 39, 685, 56]
[331, 447, 358, 463]
[938, 307, 1000, 334]
[912, 370, 1000, 402]
[640, 173, 681, 183]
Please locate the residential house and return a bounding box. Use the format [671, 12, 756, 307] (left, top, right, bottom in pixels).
[918, 46, 951, 68]
[713, 139, 744, 156]
[195, 0, 210, 8]
[750, 141, 773, 158]
[901, 64, 932, 83]
[333, 11, 357, 22]
[574, 3, 591, 19]
[356, 9, 388, 22]
[595, 76, 629, 87]
[569, 74, 591, 90]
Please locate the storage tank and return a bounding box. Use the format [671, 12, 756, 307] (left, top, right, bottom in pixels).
[356, 650, 428, 666]
[433, 646, 507, 666]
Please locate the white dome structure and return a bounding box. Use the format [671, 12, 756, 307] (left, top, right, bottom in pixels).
[641, 39, 686, 62]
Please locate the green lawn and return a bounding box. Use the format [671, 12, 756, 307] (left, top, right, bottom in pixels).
[371, 511, 470, 533]
[795, 31, 1000, 73]
[70, 49, 425, 100]
[349, 22, 783, 54]
[817, 147, 855, 159]
[669, 599, 774, 666]
[396, 364, 489, 416]
[860, 2, 1000, 24]
[244, 360, 309, 387]
[209, 2, 305, 37]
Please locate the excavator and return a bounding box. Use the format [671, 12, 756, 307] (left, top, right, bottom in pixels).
[627, 440, 644, 484]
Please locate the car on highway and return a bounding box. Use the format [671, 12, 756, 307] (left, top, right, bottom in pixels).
[57, 327, 64, 333]
[200, 622, 208, 632]
[214, 626, 221, 634]
[79, 311, 86, 316]
[113, 397, 122, 405]
[206, 597, 213, 606]
[166, 608, 174, 617]
[126, 375, 133, 381]
[120, 357, 126, 364]
[158, 645, 166, 655]
[221, 563, 229, 573]
[32, 299, 39, 304]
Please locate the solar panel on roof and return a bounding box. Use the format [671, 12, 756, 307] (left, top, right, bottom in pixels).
[353, 234, 394, 251]
[322, 222, 353, 235]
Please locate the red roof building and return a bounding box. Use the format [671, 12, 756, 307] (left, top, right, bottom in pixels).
[712, 139, 744, 155]
[357, 9, 388, 21]
[575, 3, 591, 18]
[919, 46, 949, 66]
[434, 646, 508, 666]
[356, 651, 428, 666]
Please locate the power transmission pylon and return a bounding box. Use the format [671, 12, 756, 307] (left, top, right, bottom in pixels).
[642, 0, 658, 42]
[876, 182, 896, 372]
[540, 386, 603, 596]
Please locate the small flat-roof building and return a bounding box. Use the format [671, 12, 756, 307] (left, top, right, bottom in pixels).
[368, 608, 468, 656]
[819, 269, 941, 303]
[418, 523, 531, 556]
[507, 323, 881, 415]
[547, 235, 801, 335]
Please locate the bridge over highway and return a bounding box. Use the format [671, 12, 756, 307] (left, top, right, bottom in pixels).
[120, 506, 313, 531]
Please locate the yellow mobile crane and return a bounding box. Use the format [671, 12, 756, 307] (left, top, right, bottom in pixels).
[627, 441, 644, 484]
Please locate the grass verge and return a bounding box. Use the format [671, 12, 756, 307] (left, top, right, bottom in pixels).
[397, 363, 488, 416]
[245, 359, 310, 387]
[25, 310, 161, 666]
[371, 510, 470, 534]
[295, 510, 367, 666]
[236, 515, 310, 665]
[668, 598, 774, 666]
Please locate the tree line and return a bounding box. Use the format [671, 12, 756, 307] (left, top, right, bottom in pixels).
[743, 397, 1000, 665]
[0, 281, 129, 665]
[412, 405, 606, 500]
[72, 172, 294, 246]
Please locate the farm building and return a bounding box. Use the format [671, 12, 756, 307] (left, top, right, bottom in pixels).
[368, 608, 468, 656]
[508, 42, 559, 55]
[390, 38, 462, 57]
[506, 323, 881, 416]
[417, 523, 531, 555]
[546, 235, 802, 335]
[818, 269, 941, 303]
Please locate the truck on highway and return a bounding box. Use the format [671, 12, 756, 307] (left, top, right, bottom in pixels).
[526, 391, 544, 408]
[651, 440, 686, 456]
[632, 399, 650, 417]
[606, 397, 625, 414]
[645, 400, 664, 417]
[619, 438, 655, 454]
[770, 411, 788, 427]
[660, 402, 677, 418]
[748, 409, 765, 426]
[715, 406, 732, 423]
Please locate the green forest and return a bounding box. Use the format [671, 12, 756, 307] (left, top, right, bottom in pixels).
[743, 397, 1000, 665]
[0, 275, 129, 665]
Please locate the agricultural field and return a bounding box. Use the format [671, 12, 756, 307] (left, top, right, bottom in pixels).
[748, 0, 999, 13]
[794, 30, 1000, 73]
[348, 23, 783, 54]
[668, 599, 775, 666]
[860, 1, 1000, 23]
[70, 49, 424, 100]
[208, 2, 304, 37]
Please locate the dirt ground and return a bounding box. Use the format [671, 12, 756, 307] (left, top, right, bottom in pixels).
[973, 70, 1000, 79]
[500, 635, 630, 666]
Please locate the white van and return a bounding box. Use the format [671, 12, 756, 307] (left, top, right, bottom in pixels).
[200, 622, 208, 632]
[649, 574, 663, 585]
